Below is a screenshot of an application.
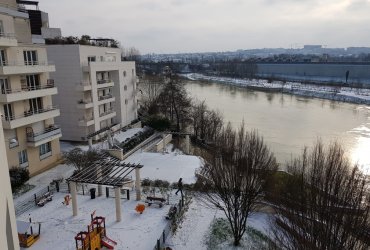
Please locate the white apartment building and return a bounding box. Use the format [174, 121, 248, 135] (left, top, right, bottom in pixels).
[0, 0, 62, 176]
[0, 109, 19, 250]
[47, 44, 138, 141]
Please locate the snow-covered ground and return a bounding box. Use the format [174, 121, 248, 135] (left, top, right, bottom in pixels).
[18, 192, 169, 250]
[185, 73, 370, 105]
[169, 198, 273, 249]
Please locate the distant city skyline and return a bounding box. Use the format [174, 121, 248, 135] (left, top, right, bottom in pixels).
[40, 0, 370, 54]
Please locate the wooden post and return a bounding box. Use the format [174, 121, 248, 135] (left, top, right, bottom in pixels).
[115, 187, 122, 222]
[185, 135, 190, 154]
[135, 168, 141, 200]
[70, 181, 78, 216]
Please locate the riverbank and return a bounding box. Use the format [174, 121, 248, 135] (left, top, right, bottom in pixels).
[184, 73, 370, 105]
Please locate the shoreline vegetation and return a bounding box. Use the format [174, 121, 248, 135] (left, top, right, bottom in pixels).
[183, 73, 370, 105]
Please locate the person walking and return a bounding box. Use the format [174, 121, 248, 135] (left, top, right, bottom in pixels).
[175, 178, 183, 196]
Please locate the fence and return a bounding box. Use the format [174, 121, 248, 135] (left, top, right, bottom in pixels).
[153, 194, 187, 250]
[15, 184, 57, 216]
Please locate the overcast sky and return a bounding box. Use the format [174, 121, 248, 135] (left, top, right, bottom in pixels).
[39, 0, 370, 54]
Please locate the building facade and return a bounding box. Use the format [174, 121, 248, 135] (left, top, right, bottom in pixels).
[47, 45, 138, 141]
[0, 0, 62, 176]
[0, 109, 19, 250]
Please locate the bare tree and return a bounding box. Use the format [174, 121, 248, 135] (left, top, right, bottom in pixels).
[64, 148, 103, 173]
[198, 123, 278, 246]
[192, 100, 223, 143]
[273, 141, 370, 250]
[138, 74, 165, 115]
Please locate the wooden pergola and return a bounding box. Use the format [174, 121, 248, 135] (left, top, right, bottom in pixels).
[66, 153, 143, 222]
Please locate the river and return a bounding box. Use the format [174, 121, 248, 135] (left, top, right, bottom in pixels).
[185, 80, 370, 173]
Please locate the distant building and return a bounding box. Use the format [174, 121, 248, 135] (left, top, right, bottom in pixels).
[303, 45, 322, 50]
[0, 0, 62, 176]
[46, 44, 138, 141]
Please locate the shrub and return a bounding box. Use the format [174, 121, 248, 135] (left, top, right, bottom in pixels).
[143, 115, 171, 131]
[9, 167, 29, 191]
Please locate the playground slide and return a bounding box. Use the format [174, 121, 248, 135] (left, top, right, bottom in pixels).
[101, 236, 117, 249]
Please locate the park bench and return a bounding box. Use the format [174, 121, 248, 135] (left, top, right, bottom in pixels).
[145, 196, 166, 208]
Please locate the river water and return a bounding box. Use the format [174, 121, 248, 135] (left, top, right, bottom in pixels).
[185, 80, 370, 173]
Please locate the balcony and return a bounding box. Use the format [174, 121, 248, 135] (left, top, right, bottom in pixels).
[2, 106, 60, 129]
[75, 81, 92, 91]
[0, 32, 17, 47]
[96, 79, 114, 89]
[27, 125, 62, 147]
[0, 82, 57, 103]
[78, 116, 95, 127]
[77, 99, 94, 109]
[0, 61, 55, 75]
[98, 94, 115, 104]
[99, 109, 116, 120]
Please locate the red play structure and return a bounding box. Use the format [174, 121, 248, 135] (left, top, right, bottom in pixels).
[75, 214, 117, 250]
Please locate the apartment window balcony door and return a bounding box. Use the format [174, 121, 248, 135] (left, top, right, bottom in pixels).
[3, 103, 13, 120]
[26, 74, 40, 90]
[0, 21, 4, 35]
[0, 49, 6, 66]
[29, 97, 43, 113]
[0, 78, 9, 94]
[23, 50, 38, 65]
[18, 149, 28, 168]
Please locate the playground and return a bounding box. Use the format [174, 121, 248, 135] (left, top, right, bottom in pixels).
[17, 191, 174, 250]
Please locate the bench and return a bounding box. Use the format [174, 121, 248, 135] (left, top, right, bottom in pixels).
[145, 196, 166, 208]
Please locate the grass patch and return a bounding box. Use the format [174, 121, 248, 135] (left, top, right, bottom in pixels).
[206, 218, 276, 249]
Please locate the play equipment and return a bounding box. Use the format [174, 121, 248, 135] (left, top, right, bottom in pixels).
[75, 213, 117, 250]
[17, 217, 41, 248]
[37, 191, 53, 207]
[63, 195, 71, 205]
[145, 196, 166, 208]
[135, 203, 146, 214]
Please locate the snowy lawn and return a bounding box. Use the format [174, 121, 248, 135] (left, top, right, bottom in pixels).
[18, 192, 170, 250]
[126, 151, 202, 184]
[169, 198, 274, 250]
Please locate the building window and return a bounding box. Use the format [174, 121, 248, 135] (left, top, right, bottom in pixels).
[0, 20, 4, 35]
[124, 85, 127, 91]
[125, 99, 128, 104]
[23, 50, 38, 65]
[0, 49, 6, 66]
[18, 150, 28, 167]
[39, 142, 52, 160]
[88, 56, 96, 62]
[123, 71, 126, 77]
[0, 77, 9, 94]
[3, 103, 13, 121]
[132, 69, 135, 76]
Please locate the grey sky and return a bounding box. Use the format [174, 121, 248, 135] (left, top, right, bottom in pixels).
[39, 0, 370, 54]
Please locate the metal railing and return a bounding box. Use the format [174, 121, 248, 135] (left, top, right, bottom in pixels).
[2, 106, 58, 121]
[0, 61, 54, 67]
[99, 109, 115, 117]
[0, 82, 55, 94]
[97, 79, 112, 84]
[76, 81, 91, 86]
[27, 125, 61, 142]
[98, 94, 113, 101]
[0, 32, 16, 39]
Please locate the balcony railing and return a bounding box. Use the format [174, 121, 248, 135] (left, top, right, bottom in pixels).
[0, 61, 54, 67]
[97, 79, 112, 84]
[27, 125, 61, 143]
[2, 106, 58, 121]
[0, 32, 16, 39]
[99, 109, 115, 117]
[98, 94, 113, 101]
[0, 81, 55, 94]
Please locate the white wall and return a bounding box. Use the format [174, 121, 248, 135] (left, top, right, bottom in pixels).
[0, 112, 20, 250]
